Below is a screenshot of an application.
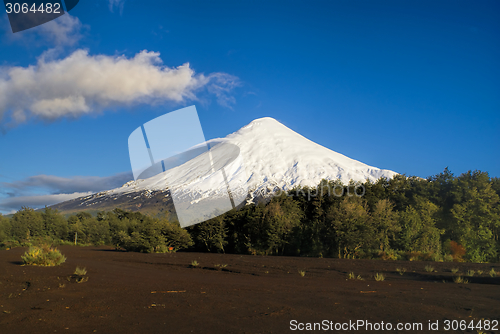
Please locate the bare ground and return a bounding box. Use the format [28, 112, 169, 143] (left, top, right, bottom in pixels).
[1, 246, 499, 333]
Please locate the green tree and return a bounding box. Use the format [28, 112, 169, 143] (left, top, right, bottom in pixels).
[398, 197, 443, 254]
[0, 214, 11, 243]
[370, 199, 400, 252]
[450, 171, 500, 262]
[328, 197, 372, 259]
[194, 215, 228, 253]
[10, 207, 44, 242]
[41, 207, 68, 240]
[264, 195, 303, 255]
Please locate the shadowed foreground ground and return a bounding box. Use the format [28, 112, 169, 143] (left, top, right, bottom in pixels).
[0, 246, 499, 333]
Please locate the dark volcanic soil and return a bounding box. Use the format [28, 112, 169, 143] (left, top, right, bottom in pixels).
[1, 246, 499, 333]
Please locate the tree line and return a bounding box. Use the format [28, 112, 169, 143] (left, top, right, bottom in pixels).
[0, 168, 499, 263]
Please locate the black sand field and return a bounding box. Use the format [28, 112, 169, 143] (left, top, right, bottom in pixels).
[1, 246, 499, 333]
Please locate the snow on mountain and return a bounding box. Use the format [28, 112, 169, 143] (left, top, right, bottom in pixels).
[113, 117, 396, 196]
[52, 117, 398, 213]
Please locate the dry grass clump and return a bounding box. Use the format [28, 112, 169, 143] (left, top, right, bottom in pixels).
[396, 268, 406, 275]
[424, 265, 435, 272]
[190, 260, 200, 267]
[453, 276, 468, 284]
[74, 266, 87, 276]
[347, 272, 364, 280]
[21, 245, 66, 266]
[298, 270, 306, 277]
[374, 273, 385, 281]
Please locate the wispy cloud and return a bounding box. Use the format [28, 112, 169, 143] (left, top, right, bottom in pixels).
[0, 192, 92, 214]
[2, 172, 133, 195]
[0, 172, 134, 213]
[108, 0, 126, 14]
[0, 49, 239, 126]
[38, 14, 86, 46]
[4, 13, 87, 47]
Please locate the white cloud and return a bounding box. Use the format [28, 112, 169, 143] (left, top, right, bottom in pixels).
[0, 192, 92, 213]
[2, 172, 133, 194]
[108, 0, 125, 14]
[0, 49, 239, 126]
[38, 14, 85, 46]
[4, 14, 86, 47]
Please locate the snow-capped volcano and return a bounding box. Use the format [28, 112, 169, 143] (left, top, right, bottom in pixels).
[227, 117, 397, 189]
[51, 117, 397, 215]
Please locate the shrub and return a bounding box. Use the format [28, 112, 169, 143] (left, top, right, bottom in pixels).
[374, 273, 385, 281]
[74, 266, 87, 275]
[453, 276, 468, 284]
[396, 267, 406, 275]
[449, 241, 466, 262]
[214, 264, 228, 271]
[466, 270, 475, 277]
[489, 268, 497, 277]
[117, 219, 193, 253]
[21, 245, 66, 266]
[424, 265, 435, 272]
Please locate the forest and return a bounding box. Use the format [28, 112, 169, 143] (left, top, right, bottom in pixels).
[1, 168, 499, 263]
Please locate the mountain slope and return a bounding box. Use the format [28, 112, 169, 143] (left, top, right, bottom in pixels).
[51, 117, 397, 215]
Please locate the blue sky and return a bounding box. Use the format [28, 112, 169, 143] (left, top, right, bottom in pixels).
[0, 0, 499, 213]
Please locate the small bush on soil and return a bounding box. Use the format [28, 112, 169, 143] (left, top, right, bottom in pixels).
[191, 260, 199, 267]
[396, 268, 406, 275]
[453, 276, 468, 284]
[489, 268, 497, 277]
[451, 268, 459, 274]
[21, 245, 66, 266]
[466, 270, 475, 277]
[374, 273, 385, 281]
[74, 266, 87, 276]
[298, 270, 306, 277]
[424, 265, 434, 272]
[348, 272, 355, 280]
[476, 270, 483, 275]
[214, 264, 227, 271]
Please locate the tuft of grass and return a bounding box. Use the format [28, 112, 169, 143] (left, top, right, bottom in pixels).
[74, 266, 87, 276]
[451, 268, 459, 274]
[21, 245, 66, 266]
[190, 260, 200, 267]
[396, 267, 406, 275]
[348, 272, 363, 280]
[298, 270, 306, 277]
[489, 268, 497, 277]
[374, 273, 385, 281]
[453, 276, 468, 284]
[466, 270, 475, 277]
[424, 265, 435, 272]
[214, 264, 227, 271]
[476, 270, 483, 275]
